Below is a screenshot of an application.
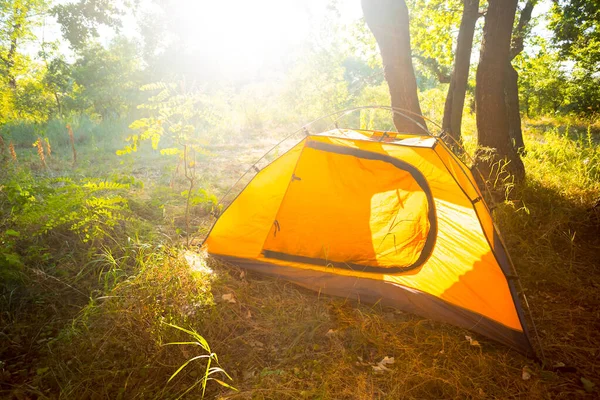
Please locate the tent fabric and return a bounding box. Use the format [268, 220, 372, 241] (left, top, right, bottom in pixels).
[204, 129, 536, 357]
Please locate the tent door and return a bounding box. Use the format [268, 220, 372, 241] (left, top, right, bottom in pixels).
[261, 141, 437, 274]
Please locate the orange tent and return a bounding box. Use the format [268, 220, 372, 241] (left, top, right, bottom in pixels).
[204, 128, 536, 357]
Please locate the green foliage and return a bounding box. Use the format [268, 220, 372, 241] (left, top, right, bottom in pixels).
[524, 123, 600, 191]
[122, 82, 220, 242]
[548, 0, 600, 118]
[550, 0, 599, 67]
[51, 0, 124, 50]
[42, 53, 75, 115]
[1, 171, 132, 244]
[408, 0, 462, 87]
[514, 38, 569, 116]
[0, 0, 55, 124]
[122, 82, 218, 155]
[69, 38, 143, 117]
[181, 188, 217, 208]
[516, 33, 600, 119]
[164, 322, 237, 399]
[0, 227, 24, 282]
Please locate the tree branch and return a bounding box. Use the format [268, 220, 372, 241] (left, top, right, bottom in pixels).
[510, 1, 536, 60]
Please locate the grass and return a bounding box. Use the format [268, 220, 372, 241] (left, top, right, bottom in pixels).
[1, 115, 599, 399]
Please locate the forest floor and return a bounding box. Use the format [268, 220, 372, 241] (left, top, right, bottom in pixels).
[1, 117, 599, 399]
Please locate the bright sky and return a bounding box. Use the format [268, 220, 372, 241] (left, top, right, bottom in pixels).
[33, 0, 552, 76]
[142, 0, 363, 77]
[33, 0, 363, 75]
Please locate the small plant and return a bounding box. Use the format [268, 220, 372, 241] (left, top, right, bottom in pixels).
[4, 173, 132, 244]
[33, 137, 48, 169]
[164, 322, 236, 399]
[44, 137, 52, 158]
[9, 141, 17, 163]
[119, 82, 218, 244]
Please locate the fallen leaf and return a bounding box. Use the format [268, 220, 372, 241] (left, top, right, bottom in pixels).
[248, 340, 264, 348]
[372, 356, 395, 373]
[465, 335, 481, 347]
[581, 377, 595, 393]
[380, 356, 395, 365]
[356, 356, 369, 367]
[239, 270, 246, 280]
[372, 364, 391, 373]
[325, 329, 337, 337]
[245, 310, 252, 319]
[522, 366, 533, 380]
[222, 293, 236, 304]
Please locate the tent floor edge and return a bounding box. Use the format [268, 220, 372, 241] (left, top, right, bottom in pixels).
[210, 254, 535, 358]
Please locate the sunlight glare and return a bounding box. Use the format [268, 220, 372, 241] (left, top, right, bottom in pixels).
[173, 0, 313, 75]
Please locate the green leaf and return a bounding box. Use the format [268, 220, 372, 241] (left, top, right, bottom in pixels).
[160, 147, 180, 156]
[209, 378, 238, 391]
[5, 229, 20, 237]
[163, 322, 210, 352]
[207, 366, 233, 381]
[163, 342, 204, 347]
[167, 355, 209, 383]
[581, 377, 595, 393]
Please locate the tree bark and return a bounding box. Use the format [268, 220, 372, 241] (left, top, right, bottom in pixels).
[362, 0, 427, 133]
[442, 0, 479, 144]
[505, 63, 524, 151]
[53, 91, 62, 115]
[474, 0, 525, 183]
[505, 1, 535, 154]
[2, 2, 26, 91]
[5, 23, 20, 90]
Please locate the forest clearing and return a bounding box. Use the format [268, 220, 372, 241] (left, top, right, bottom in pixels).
[1, 0, 599, 399]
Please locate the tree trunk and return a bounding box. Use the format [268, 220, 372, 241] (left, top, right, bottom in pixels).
[474, 0, 525, 183]
[442, 0, 479, 144]
[53, 91, 62, 115]
[505, 1, 535, 154]
[505, 63, 524, 152]
[6, 26, 20, 90]
[362, 0, 427, 133]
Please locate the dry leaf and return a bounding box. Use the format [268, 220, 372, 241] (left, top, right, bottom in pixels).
[380, 356, 395, 365]
[372, 356, 395, 373]
[239, 270, 246, 280]
[245, 310, 252, 319]
[355, 356, 369, 367]
[325, 329, 337, 337]
[372, 364, 391, 373]
[522, 366, 533, 380]
[465, 335, 481, 347]
[222, 293, 236, 303]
